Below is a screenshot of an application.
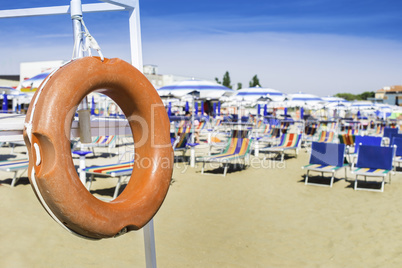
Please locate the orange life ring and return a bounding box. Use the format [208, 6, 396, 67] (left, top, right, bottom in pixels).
[23, 57, 173, 239]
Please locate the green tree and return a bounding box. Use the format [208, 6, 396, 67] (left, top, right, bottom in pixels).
[357, 91, 375, 100]
[215, 77, 221, 84]
[334, 93, 356, 101]
[249, 75, 261, 87]
[334, 91, 375, 101]
[222, 71, 232, 89]
[237, 82, 242, 90]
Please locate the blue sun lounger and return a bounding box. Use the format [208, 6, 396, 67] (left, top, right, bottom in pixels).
[351, 144, 395, 192]
[303, 142, 348, 187]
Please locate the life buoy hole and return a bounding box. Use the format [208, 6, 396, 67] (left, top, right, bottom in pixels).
[70, 93, 136, 201]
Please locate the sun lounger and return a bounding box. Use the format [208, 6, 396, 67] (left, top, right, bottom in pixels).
[303, 142, 348, 187]
[85, 161, 133, 200]
[259, 133, 302, 162]
[316, 131, 335, 143]
[0, 158, 29, 187]
[347, 135, 382, 163]
[351, 144, 395, 192]
[196, 133, 252, 176]
[81, 135, 117, 156]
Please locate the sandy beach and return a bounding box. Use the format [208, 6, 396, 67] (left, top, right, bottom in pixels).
[2, 143, 402, 268]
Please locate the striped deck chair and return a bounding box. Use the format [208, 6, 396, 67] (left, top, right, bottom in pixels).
[255, 119, 264, 130]
[173, 132, 192, 160]
[338, 134, 355, 146]
[279, 121, 291, 134]
[0, 159, 29, 187]
[209, 129, 249, 155]
[351, 144, 396, 192]
[259, 127, 281, 143]
[303, 142, 348, 187]
[176, 124, 191, 136]
[343, 128, 358, 135]
[85, 161, 133, 200]
[259, 133, 302, 162]
[374, 125, 384, 136]
[196, 133, 252, 176]
[195, 120, 206, 131]
[212, 118, 222, 130]
[82, 135, 117, 156]
[302, 122, 318, 146]
[316, 131, 335, 143]
[320, 121, 337, 132]
[304, 123, 318, 138]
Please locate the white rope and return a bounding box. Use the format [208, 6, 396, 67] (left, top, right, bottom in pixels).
[72, 16, 104, 61]
[23, 60, 97, 239]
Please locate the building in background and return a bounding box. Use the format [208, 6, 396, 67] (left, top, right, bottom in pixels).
[0, 75, 19, 88]
[143, 64, 211, 89]
[375, 85, 402, 106]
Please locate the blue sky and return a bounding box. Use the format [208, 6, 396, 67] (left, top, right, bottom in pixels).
[0, 0, 401, 96]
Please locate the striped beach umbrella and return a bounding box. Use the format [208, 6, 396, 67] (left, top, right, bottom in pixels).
[287, 92, 323, 107]
[232, 87, 286, 102]
[157, 79, 234, 99]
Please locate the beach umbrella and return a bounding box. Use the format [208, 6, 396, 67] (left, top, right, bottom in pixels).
[287, 92, 323, 108]
[232, 86, 286, 102]
[322, 96, 349, 103]
[17, 72, 51, 94]
[157, 79, 234, 99]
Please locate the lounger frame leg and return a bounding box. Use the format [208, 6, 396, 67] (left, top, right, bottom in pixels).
[354, 174, 386, 192]
[223, 163, 228, 176]
[10, 171, 18, 187]
[113, 176, 123, 199]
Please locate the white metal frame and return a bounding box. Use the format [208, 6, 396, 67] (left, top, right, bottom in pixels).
[0, 2, 156, 268]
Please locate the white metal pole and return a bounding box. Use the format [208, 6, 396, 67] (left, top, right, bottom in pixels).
[143, 219, 157, 268]
[128, 0, 143, 70]
[71, 0, 92, 143]
[71, 0, 84, 59]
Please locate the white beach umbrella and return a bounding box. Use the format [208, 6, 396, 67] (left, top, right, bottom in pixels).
[231, 86, 286, 102]
[322, 96, 349, 103]
[157, 79, 234, 100]
[287, 92, 324, 108]
[349, 101, 374, 110]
